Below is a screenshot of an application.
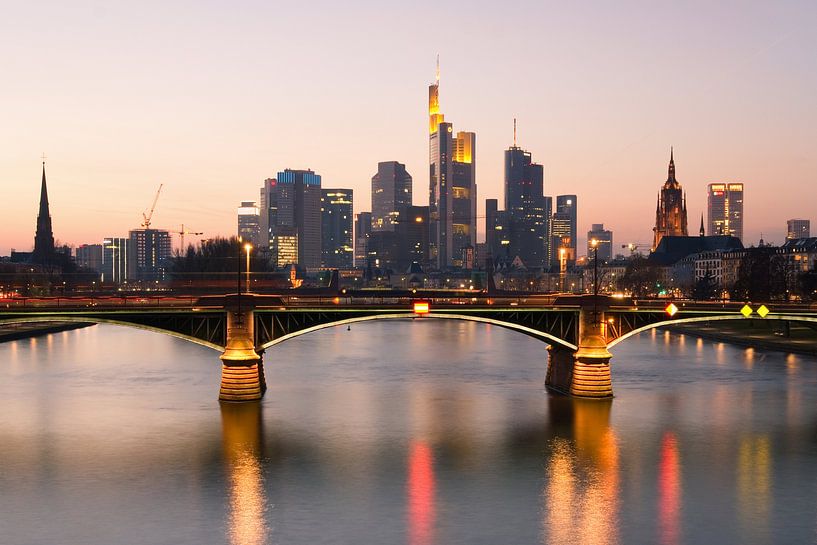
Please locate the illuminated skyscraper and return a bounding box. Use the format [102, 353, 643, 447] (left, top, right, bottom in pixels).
[787, 219, 810, 240]
[428, 58, 477, 269]
[371, 161, 412, 232]
[653, 148, 688, 250]
[237, 201, 261, 247]
[551, 195, 577, 268]
[707, 182, 744, 242]
[101, 237, 131, 284]
[264, 169, 322, 268]
[128, 228, 171, 282]
[321, 188, 354, 269]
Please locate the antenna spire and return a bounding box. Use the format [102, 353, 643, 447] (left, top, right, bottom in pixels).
[436, 54, 440, 84]
[513, 118, 517, 147]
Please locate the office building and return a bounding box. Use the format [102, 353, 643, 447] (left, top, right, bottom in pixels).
[75, 244, 103, 273]
[397, 205, 429, 269]
[707, 182, 744, 241]
[587, 224, 613, 263]
[262, 169, 322, 268]
[355, 212, 372, 268]
[551, 195, 577, 267]
[101, 237, 131, 284]
[128, 229, 172, 282]
[787, 219, 811, 240]
[321, 189, 354, 269]
[237, 201, 261, 247]
[504, 131, 548, 268]
[653, 148, 688, 250]
[371, 162, 412, 232]
[428, 59, 477, 269]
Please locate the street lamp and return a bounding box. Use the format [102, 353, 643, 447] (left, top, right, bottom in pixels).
[590, 238, 599, 323]
[244, 242, 252, 293]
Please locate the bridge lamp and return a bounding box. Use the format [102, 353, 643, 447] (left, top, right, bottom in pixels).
[413, 301, 430, 315]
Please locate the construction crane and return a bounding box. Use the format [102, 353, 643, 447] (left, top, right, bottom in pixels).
[141, 184, 163, 229]
[622, 243, 650, 256]
[174, 224, 203, 253]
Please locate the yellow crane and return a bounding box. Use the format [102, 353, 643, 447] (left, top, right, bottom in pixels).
[174, 224, 203, 253]
[141, 184, 163, 229]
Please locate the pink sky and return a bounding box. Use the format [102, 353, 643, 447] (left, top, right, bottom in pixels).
[2, 1, 815, 256]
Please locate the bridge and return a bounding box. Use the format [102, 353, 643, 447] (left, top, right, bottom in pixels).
[2, 293, 816, 402]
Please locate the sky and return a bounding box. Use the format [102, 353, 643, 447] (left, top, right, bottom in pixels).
[2, 0, 816, 256]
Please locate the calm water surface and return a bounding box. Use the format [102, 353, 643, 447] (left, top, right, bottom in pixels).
[1, 321, 817, 545]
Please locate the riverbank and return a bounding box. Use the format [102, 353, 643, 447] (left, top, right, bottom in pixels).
[664, 320, 817, 357]
[0, 322, 94, 343]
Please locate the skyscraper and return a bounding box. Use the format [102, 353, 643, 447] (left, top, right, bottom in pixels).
[396, 205, 429, 269]
[653, 148, 688, 250]
[237, 201, 261, 247]
[101, 237, 131, 284]
[428, 59, 477, 269]
[321, 188, 354, 269]
[354, 212, 372, 268]
[707, 183, 744, 241]
[264, 169, 322, 268]
[787, 219, 810, 240]
[587, 224, 613, 262]
[551, 195, 577, 267]
[504, 129, 548, 268]
[371, 161, 412, 232]
[32, 161, 55, 264]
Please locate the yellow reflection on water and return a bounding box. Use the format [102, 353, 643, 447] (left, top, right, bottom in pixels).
[221, 402, 269, 545]
[737, 435, 771, 540]
[658, 433, 681, 545]
[544, 400, 619, 545]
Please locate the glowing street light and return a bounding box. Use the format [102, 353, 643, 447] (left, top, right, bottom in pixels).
[244, 242, 252, 292]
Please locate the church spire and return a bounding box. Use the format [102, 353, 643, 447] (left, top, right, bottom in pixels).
[667, 146, 676, 184]
[700, 213, 705, 236]
[33, 159, 55, 262]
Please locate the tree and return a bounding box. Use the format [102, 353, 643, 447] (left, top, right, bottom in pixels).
[692, 269, 719, 300]
[797, 270, 817, 302]
[618, 256, 660, 298]
[169, 237, 274, 282]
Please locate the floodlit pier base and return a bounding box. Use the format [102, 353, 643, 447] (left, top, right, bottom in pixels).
[219, 309, 265, 402]
[546, 296, 613, 399]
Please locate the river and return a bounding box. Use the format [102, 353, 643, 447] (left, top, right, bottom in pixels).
[1, 320, 816, 545]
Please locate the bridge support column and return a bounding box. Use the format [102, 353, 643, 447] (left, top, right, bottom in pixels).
[219, 310, 265, 402]
[546, 297, 613, 399]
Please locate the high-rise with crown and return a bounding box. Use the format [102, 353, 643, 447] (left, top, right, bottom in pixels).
[428, 58, 477, 269]
[32, 161, 55, 264]
[652, 148, 688, 250]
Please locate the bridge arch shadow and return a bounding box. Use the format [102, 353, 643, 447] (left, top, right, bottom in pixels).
[0, 315, 224, 352]
[258, 312, 579, 352]
[607, 314, 817, 349]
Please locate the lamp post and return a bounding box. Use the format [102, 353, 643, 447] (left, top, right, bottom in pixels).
[237, 238, 242, 324]
[244, 243, 252, 293]
[590, 238, 599, 323]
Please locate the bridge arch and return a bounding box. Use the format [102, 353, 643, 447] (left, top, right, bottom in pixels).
[258, 312, 579, 351]
[607, 314, 817, 349]
[0, 315, 224, 352]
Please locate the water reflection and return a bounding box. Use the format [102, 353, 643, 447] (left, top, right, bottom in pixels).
[737, 435, 771, 541]
[408, 441, 436, 545]
[544, 398, 619, 545]
[221, 402, 269, 545]
[658, 433, 681, 545]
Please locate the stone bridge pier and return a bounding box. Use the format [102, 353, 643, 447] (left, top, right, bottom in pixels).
[219, 296, 266, 402]
[546, 296, 613, 399]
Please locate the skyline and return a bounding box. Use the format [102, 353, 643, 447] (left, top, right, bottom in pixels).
[2, 1, 816, 256]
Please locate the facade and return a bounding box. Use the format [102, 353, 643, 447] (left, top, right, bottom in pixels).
[707, 182, 744, 241]
[75, 244, 103, 273]
[551, 195, 577, 268]
[428, 62, 477, 269]
[505, 141, 548, 268]
[371, 162, 412, 232]
[397, 205, 429, 268]
[263, 169, 322, 268]
[653, 149, 688, 250]
[787, 219, 811, 240]
[237, 201, 261, 247]
[128, 229, 172, 282]
[321, 189, 354, 269]
[354, 212, 372, 268]
[101, 237, 131, 284]
[587, 224, 613, 263]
